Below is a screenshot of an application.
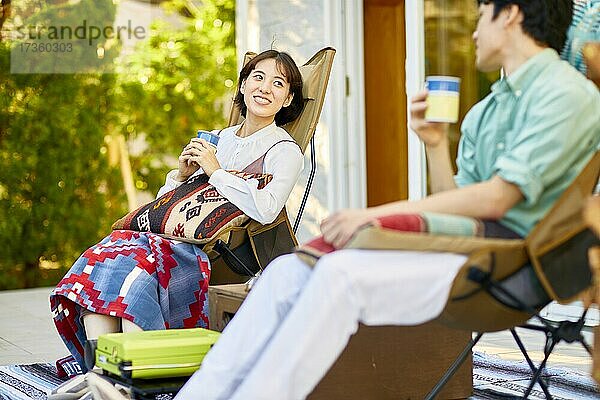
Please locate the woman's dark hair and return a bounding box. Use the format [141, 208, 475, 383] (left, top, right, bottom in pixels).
[234, 50, 304, 126]
[477, 0, 573, 52]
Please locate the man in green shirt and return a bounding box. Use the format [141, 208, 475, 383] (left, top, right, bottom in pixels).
[326, 1, 599, 243]
[176, 1, 600, 400]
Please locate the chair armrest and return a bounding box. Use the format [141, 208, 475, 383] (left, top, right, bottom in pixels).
[583, 196, 600, 306]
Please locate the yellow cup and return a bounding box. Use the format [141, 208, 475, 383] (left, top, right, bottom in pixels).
[425, 76, 461, 123]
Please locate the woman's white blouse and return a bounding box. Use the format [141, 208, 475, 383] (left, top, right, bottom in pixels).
[156, 122, 304, 225]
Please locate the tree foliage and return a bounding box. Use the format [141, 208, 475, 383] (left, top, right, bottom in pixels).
[0, 0, 236, 289]
[114, 0, 236, 192]
[0, 1, 124, 289]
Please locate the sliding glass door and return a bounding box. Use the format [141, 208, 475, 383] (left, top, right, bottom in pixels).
[423, 0, 499, 169]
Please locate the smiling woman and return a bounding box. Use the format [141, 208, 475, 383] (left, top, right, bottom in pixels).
[234, 49, 304, 132]
[49, 49, 306, 376]
[239, 59, 294, 131]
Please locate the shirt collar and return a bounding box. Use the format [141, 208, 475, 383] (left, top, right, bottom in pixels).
[234, 121, 277, 142]
[491, 48, 559, 96]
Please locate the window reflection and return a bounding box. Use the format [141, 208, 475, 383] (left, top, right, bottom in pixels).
[424, 0, 500, 166]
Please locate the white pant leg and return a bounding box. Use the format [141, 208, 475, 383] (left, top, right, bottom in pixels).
[229, 249, 467, 400]
[175, 254, 312, 400]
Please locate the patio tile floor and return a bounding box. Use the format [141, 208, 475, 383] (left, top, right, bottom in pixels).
[0, 287, 596, 377]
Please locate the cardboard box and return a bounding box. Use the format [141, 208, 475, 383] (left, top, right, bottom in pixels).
[209, 284, 472, 399]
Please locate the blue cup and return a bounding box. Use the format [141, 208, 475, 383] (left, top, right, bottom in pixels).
[197, 130, 220, 148]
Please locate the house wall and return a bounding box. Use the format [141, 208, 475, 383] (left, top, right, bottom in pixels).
[236, 0, 367, 242]
[234, 0, 597, 330]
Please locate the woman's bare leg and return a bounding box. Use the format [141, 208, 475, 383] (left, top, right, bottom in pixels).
[82, 312, 120, 371]
[82, 313, 120, 339]
[121, 318, 143, 333]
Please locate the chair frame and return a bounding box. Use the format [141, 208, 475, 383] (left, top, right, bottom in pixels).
[425, 264, 594, 399]
[424, 151, 600, 399]
[212, 47, 336, 279]
[93, 48, 336, 399]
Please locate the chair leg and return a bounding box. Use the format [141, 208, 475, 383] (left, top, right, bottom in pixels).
[523, 337, 556, 399]
[510, 328, 553, 399]
[424, 332, 483, 400]
[580, 337, 593, 356]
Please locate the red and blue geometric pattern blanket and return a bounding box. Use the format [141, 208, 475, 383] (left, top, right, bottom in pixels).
[50, 230, 211, 375]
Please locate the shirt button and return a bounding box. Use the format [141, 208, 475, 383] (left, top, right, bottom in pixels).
[515, 90, 522, 97]
[497, 142, 505, 150]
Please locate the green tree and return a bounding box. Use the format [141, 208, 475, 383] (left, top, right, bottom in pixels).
[0, 1, 124, 289]
[0, 0, 236, 289]
[113, 0, 236, 193]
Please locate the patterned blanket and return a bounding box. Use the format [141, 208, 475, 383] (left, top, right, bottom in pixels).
[296, 212, 486, 260]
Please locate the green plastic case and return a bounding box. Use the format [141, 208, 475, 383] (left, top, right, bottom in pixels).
[96, 328, 220, 379]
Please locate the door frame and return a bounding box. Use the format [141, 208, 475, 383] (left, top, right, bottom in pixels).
[405, 0, 427, 200]
[235, 0, 426, 208]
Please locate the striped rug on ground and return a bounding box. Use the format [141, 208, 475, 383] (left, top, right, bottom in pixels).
[473, 352, 599, 399]
[0, 364, 65, 400]
[0, 351, 599, 399]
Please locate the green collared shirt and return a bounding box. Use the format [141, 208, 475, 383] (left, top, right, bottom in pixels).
[455, 49, 600, 237]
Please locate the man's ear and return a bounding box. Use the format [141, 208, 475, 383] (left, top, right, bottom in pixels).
[283, 93, 294, 107]
[504, 4, 523, 27]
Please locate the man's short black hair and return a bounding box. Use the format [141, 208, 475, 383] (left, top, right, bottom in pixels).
[477, 0, 573, 52]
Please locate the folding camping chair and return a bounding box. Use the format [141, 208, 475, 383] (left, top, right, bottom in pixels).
[424, 41, 600, 400]
[330, 38, 599, 399]
[341, 149, 600, 399]
[206, 47, 336, 284]
[80, 47, 336, 400]
[423, 151, 600, 399]
[587, 195, 600, 384]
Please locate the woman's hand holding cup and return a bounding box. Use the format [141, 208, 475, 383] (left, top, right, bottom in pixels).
[193, 130, 221, 177]
[176, 139, 201, 181]
[176, 131, 222, 181]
